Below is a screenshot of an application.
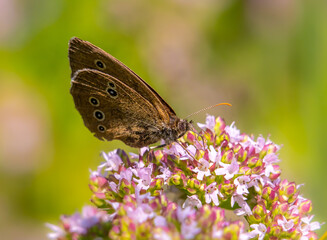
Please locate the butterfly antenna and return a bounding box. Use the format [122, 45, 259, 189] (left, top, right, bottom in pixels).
[184, 102, 232, 119]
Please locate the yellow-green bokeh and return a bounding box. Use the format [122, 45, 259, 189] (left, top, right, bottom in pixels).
[0, 0, 325, 238]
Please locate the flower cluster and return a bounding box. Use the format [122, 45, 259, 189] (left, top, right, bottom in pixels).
[46, 205, 111, 240]
[47, 115, 321, 239]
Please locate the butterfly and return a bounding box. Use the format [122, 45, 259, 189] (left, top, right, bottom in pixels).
[69, 37, 191, 148]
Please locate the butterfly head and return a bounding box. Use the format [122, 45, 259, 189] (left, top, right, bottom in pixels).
[176, 118, 192, 139]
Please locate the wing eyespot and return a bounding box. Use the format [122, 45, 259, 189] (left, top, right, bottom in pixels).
[93, 110, 105, 121]
[98, 125, 106, 132]
[106, 87, 118, 99]
[108, 82, 116, 89]
[94, 59, 106, 70]
[89, 97, 100, 106]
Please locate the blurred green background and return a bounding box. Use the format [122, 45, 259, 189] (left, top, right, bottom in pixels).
[0, 0, 326, 238]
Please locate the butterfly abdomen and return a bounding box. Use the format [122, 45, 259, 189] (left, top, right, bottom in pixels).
[121, 130, 162, 147]
[121, 123, 187, 148]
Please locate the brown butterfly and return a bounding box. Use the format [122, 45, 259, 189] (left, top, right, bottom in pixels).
[69, 37, 191, 148]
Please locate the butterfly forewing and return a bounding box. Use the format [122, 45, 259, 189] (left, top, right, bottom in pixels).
[69, 37, 175, 122]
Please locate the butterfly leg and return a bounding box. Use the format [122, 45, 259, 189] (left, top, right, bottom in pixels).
[189, 123, 207, 149]
[176, 141, 197, 161]
[150, 143, 167, 150]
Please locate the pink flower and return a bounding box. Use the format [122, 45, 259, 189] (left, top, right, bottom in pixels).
[58, 206, 108, 235]
[126, 205, 155, 223]
[197, 114, 216, 131]
[215, 158, 239, 180]
[249, 223, 267, 240]
[177, 207, 201, 239]
[101, 150, 122, 172]
[157, 166, 172, 180]
[208, 145, 221, 164]
[263, 153, 279, 164]
[234, 176, 250, 195]
[232, 194, 251, 216]
[133, 166, 152, 190]
[300, 216, 322, 236]
[252, 136, 267, 153]
[205, 182, 222, 206]
[181, 219, 201, 239]
[192, 158, 211, 181]
[114, 168, 133, 184]
[164, 142, 185, 155]
[277, 215, 295, 231]
[225, 122, 243, 143]
[182, 195, 202, 209]
[46, 223, 65, 239]
[154, 216, 167, 227]
[179, 145, 197, 160]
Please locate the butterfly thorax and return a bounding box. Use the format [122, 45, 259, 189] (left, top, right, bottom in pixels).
[161, 117, 191, 145]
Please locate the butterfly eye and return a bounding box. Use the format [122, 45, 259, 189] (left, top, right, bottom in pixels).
[95, 59, 106, 70]
[89, 97, 100, 106]
[93, 110, 105, 121]
[106, 87, 118, 99]
[98, 125, 106, 132]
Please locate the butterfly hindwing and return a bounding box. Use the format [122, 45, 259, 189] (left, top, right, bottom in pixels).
[70, 69, 164, 146]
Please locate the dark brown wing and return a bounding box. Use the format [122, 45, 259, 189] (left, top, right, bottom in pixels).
[70, 69, 165, 147]
[68, 37, 176, 123]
